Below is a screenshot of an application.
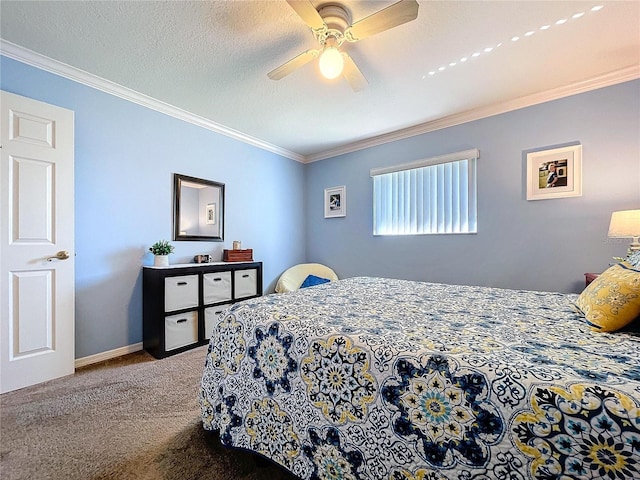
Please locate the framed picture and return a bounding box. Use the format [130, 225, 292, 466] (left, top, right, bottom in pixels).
[206, 203, 216, 225]
[324, 185, 346, 218]
[526, 145, 582, 200]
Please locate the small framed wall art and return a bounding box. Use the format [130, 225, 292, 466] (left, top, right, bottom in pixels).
[206, 203, 216, 225]
[526, 144, 582, 200]
[324, 185, 346, 218]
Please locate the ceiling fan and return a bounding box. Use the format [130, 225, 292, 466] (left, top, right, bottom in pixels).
[268, 0, 419, 91]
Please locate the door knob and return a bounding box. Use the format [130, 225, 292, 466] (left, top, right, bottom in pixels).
[47, 250, 70, 262]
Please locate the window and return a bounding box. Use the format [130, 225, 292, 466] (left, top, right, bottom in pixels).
[371, 149, 478, 235]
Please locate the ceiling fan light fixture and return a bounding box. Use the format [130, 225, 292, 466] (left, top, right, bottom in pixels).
[272, 0, 419, 90]
[319, 45, 344, 79]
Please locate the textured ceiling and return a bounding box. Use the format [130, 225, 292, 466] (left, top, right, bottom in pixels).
[1, 1, 639, 161]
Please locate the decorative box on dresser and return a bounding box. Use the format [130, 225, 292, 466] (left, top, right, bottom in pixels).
[143, 261, 262, 359]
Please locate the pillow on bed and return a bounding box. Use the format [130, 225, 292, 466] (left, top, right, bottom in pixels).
[574, 262, 640, 332]
[626, 250, 640, 268]
[300, 274, 331, 288]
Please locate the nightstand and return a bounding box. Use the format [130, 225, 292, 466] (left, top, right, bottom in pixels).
[584, 273, 600, 287]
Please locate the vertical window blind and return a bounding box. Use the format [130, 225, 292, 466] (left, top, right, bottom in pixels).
[371, 149, 478, 235]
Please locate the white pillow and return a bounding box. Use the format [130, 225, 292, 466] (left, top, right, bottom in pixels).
[275, 263, 339, 293]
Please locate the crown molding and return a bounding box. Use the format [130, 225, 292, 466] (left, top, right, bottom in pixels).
[305, 65, 640, 163]
[3, 40, 637, 165]
[0, 40, 306, 163]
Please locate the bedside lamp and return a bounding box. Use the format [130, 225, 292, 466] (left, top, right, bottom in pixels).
[608, 209, 640, 254]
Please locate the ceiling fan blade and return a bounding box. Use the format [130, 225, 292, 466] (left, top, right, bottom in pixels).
[286, 0, 326, 31]
[342, 53, 368, 92]
[268, 49, 320, 80]
[345, 0, 419, 42]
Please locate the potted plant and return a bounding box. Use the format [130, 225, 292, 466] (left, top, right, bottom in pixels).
[149, 240, 174, 267]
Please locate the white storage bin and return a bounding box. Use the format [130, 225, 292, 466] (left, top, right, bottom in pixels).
[164, 275, 198, 312]
[204, 304, 232, 339]
[203, 271, 232, 304]
[165, 311, 198, 351]
[235, 269, 257, 299]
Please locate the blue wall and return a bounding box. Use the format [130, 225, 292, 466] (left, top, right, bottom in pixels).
[305, 80, 640, 294]
[1, 56, 307, 358]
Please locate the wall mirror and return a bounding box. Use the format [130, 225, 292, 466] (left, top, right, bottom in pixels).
[173, 173, 224, 241]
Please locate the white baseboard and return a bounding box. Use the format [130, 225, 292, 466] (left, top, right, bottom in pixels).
[75, 342, 143, 369]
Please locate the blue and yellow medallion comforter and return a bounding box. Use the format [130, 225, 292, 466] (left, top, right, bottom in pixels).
[200, 277, 640, 479]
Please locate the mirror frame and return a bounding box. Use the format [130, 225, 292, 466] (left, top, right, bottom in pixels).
[173, 173, 225, 242]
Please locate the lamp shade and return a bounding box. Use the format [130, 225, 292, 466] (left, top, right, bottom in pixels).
[608, 210, 640, 237]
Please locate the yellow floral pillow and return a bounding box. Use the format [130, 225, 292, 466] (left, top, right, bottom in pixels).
[575, 262, 640, 332]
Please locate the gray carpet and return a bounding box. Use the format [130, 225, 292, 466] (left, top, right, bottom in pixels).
[0, 346, 299, 480]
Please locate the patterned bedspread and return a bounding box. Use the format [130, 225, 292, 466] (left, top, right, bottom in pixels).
[200, 277, 640, 479]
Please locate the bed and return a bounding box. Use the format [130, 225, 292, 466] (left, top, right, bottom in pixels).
[199, 276, 640, 479]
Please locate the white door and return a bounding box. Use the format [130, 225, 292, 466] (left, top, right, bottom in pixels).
[0, 91, 75, 394]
